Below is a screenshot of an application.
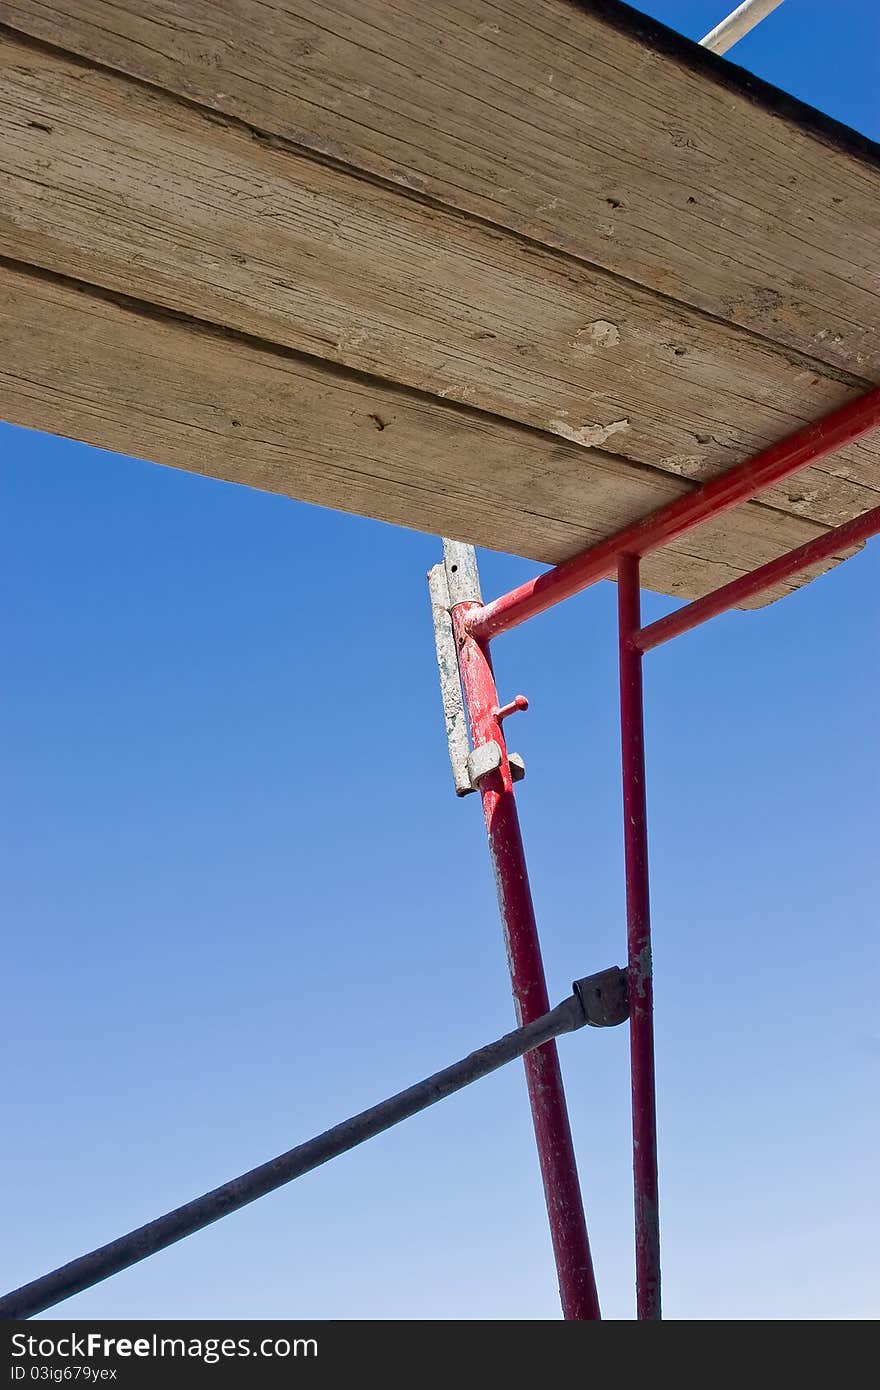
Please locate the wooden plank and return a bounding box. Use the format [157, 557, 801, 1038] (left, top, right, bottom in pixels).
[0, 33, 876, 535]
[0, 264, 848, 604]
[2, 0, 877, 382]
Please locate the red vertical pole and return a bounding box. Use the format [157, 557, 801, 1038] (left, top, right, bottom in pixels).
[451, 602, 601, 1320]
[617, 553, 661, 1319]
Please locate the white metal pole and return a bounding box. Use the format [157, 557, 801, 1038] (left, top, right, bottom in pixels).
[700, 0, 785, 55]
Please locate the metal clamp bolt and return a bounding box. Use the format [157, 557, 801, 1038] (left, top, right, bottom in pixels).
[466, 739, 526, 790]
[573, 966, 630, 1028]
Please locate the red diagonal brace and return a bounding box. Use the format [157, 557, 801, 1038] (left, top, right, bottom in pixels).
[452, 604, 601, 1319]
[466, 387, 880, 643]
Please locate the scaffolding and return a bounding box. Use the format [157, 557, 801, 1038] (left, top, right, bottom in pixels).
[2, 384, 879, 1322]
[3, 0, 878, 1325]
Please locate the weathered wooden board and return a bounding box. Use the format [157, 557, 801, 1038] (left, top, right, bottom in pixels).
[2, 0, 877, 378]
[0, 1, 876, 603]
[0, 34, 877, 536]
[0, 264, 848, 604]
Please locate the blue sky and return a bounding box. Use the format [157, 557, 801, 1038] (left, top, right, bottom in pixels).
[1, 1, 877, 1320]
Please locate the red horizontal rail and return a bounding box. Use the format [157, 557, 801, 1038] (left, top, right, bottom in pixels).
[636, 501, 880, 651]
[466, 386, 880, 642]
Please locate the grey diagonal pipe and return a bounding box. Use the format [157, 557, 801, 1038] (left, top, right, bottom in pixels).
[0, 967, 628, 1319]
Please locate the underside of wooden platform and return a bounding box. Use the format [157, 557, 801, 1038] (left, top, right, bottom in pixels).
[1, 1, 878, 602]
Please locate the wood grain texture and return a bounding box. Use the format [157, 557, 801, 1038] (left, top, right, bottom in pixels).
[0, 264, 850, 604]
[0, 33, 877, 535]
[1, 0, 877, 381]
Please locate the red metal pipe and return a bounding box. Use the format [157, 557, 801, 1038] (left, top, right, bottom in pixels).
[467, 386, 880, 642]
[451, 602, 601, 1320]
[617, 554, 661, 1320]
[635, 501, 880, 652]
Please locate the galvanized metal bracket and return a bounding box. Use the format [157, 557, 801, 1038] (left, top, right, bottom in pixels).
[466, 738, 501, 788]
[441, 537, 482, 607]
[573, 966, 630, 1028]
[429, 553, 525, 796]
[428, 561, 473, 796]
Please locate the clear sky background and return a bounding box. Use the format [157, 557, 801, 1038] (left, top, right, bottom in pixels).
[1, 0, 877, 1321]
